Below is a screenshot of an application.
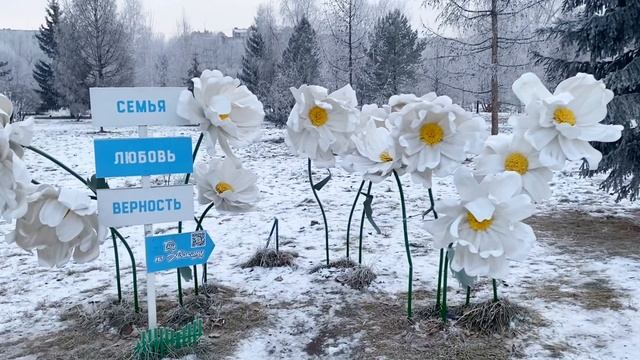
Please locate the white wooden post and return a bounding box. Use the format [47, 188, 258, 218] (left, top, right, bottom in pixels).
[139, 125, 157, 329]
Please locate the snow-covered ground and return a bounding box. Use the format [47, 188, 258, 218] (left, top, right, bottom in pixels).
[1, 118, 639, 359]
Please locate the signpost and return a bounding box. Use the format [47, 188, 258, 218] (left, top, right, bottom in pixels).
[91, 86, 215, 331]
[94, 137, 193, 178]
[97, 185, 194, 227]
[145, 231, 215, 273]
[90, 87, 190, 127]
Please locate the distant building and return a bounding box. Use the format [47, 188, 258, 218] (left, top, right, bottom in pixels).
[232, 27, 248, 39]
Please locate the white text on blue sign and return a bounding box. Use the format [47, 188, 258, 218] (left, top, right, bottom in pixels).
[94, 137, 192, 178]
[97, 185, 194, 227]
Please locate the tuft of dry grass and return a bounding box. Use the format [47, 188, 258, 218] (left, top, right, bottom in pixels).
[338, 265, 377, 290]
[59, 297, 145, 335]
[240, 248, 297, 269]
[309, 258, 357, 273]
[456, 299, 534, 335]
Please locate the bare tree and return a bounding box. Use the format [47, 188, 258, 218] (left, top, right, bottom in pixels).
[424, 0, 557, 134]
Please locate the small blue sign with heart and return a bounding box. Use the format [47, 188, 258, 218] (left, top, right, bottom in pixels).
[145, 231, 215, 273]
[94, 137, 193, 178]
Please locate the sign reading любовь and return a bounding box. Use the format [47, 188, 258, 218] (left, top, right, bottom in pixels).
[94, 137, 193, 178]
[90, 87, 191, 127]
[145, 231, 215, 273]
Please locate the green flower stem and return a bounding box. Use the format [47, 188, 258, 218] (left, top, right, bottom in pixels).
[308, 158, 330, 266]
[176, 132, 205, 302]
[436, 248, 444, 308]
[441, 251, 449, 323]
[111, 228, 140, 313]
[392, 170, 413, 319]
[358, 181, 373, 265]
[25, 145, 139, 312]
[25, 145, 94, 193]
[493, 279, 499, 302]
[193, 265, 199, 295]
[111, 231, 122, 302]
[346, 180, 365, 260]
[196, 201, 216, 286]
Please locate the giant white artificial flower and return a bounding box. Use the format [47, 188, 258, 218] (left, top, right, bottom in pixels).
[286, 84, 360, 167]
[6, 185, 105, 267]
[177, 70, 265, 157]
[424, 168, 536, 278]
[343, 119, 404, 182]
[511, 72, 623, 170]
[388, 96, 486, 186]
[475, 133, 553, 202]
[195, 157, 259, 212]
[0, 94, 34, 158]
[0, 129, 30, 220]
[388, 93, 436, 112]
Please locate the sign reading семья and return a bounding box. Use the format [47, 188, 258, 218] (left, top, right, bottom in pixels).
[90, 87, 191, 127]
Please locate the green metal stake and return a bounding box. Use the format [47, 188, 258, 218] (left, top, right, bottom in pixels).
[436, 248, 444, 308]
[112, 228, 139, 313]
[466, 286, 471, 306]
[177, 271, 183, 306]
[110, 230, 122, 302]
[193, 265, 199, 296]
[346, 180, 366, 260]
[358, 181, 373, 265]
[492, 279, 499, 302]
[440, 251, 449, 323]
[308, 158, 330, 266]
[393, 170, 413, 319]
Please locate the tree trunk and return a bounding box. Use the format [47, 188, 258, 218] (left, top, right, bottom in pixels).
[490, 0, 499, 135]
[348, 0, 353, 85]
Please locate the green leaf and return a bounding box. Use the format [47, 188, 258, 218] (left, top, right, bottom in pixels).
[179, 267, 192, 282]
[362, 193, 381, 234]
[313, 170, 332, 191]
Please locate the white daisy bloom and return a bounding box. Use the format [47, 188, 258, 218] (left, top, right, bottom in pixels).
[389, 98, 486, 187]
[343, 119, 404, 183]
[195, 157, 259, 212]
[0, 129, 30, 220]
[388, 92, 436, 112]
[0, 94, 34, 158]
[476, 133, 553, 202]
[424, 168, 536, 278]
[177, 69, 265, 157]
[6, 185, 106, 267]
[359, 103, 389, 128]
[286, 84, 360, 168]
[511, 72, 623, 170]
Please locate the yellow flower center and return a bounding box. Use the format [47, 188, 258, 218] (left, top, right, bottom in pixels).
[553, 107, 576, 126]
[215, 182, 234, 194]
[419, 122, 444, 146]
[219, 113, 230, 121]
[467, 211, 493, 232]
[379, 151, 393, 163]
[504, 152, 529, 175]
[308, 106, 328, 127]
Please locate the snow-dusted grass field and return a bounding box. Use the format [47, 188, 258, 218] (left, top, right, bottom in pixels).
[1, 118, 639, 359]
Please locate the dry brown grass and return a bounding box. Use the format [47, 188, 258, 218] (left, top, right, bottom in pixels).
[309, 258, 358, 273]
[337, 265, 377, 290]
[6, 283, 267, 360]
[240, 248, 297, 268]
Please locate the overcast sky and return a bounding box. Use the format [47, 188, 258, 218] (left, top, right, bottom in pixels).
[0, 0, 434, 37]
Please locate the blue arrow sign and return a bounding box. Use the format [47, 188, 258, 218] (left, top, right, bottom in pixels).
[145, 231, 215, 273]
[94, 137, 193, 178]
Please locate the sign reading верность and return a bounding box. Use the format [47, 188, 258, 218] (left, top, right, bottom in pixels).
[97, 185, 194, 227]
[90, 87, 191, 127]
[94, 137, 193, 178]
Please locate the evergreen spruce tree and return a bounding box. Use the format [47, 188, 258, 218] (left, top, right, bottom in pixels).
[536, 0, 640, 201]
[185, 54, 201, 91]
[0, 60, 10, 80]
[271, 16, 321, 125]
[238, 25, 265, 96]
[33, 0, 61, 112]
[365, 10, 425, 103]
